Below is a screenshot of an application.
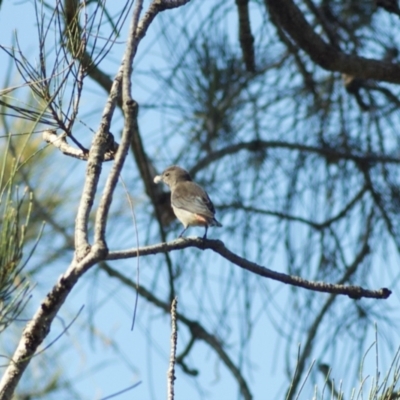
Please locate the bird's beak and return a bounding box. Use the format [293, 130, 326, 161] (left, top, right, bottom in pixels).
[154, 175, 162, 184]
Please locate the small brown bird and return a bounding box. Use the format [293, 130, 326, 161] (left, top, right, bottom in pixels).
[153, 165, 222, 239]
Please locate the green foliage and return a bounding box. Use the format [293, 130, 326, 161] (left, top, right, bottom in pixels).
[0, 141, 32, 333]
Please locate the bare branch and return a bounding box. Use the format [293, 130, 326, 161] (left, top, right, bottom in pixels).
[107, 238, 391, 300]
[235, 0, 256, 72]
[74, 72, 122, 258]
[167, 297, 178, 400]
[135, 0, 191, 42]
[42, 129, 118, 161]
[93, 0, 144, 246]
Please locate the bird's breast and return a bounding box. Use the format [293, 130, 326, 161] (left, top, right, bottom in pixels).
[172, 207, 210, 227]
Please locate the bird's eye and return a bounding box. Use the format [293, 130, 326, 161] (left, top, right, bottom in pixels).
[165, 172, 170, 177]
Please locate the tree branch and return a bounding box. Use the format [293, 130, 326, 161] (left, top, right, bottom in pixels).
[74, 72, 122, 259]
[43, 129, 118, 161]
[191, 140, 400, 176]
[107, 237, 391, 299]
[235, 0, 256, 72]
[264, 0, 400, 83]
[220, 184, 367, 231]
[167, 297, 178, 400]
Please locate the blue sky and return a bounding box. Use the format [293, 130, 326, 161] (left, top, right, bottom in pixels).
[1, 1, 400, 399]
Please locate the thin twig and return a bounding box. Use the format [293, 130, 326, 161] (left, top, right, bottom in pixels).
[100, 263, 253, 400]
[167, 297, 178, 400]
[42, 129, 117, 161]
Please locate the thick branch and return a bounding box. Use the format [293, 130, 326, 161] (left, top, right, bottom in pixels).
[264, 0, 400, 83]
[0, 250, 103, 400]
[107, 238, 391, 299]
[235, 0, 256, 72]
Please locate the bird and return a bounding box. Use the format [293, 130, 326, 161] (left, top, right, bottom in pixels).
[153, 165, 222, 239]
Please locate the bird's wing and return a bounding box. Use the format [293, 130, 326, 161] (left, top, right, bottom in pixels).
[172, 182, 215, 218]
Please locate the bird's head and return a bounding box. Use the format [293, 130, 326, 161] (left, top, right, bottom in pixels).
[153, 165, 192, 189]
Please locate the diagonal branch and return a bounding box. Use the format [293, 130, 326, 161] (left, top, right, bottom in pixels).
[107, 237, 391, 299]
[0, 251, 100, 400]
[264, 0, 400, 83]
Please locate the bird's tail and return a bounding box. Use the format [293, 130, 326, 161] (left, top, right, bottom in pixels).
[211, 218, 222, 227]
